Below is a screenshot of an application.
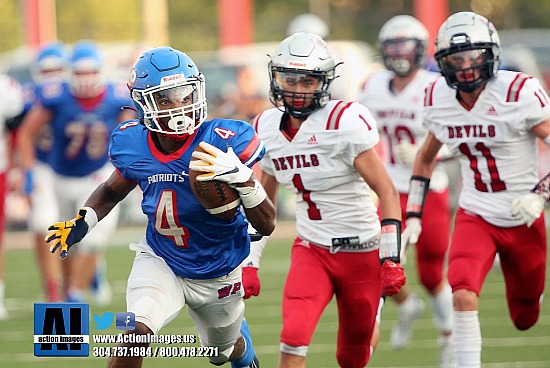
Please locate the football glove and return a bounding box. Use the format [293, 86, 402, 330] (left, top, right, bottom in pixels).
[401, 218, 422, 256]
[380, 260, 406, 296]
[510, 193, 545, 227]
[46, 208, 97, 259]
[190, 142, 253, 187]
[393, 142, 419, 166]
[241, 267, 260, 299]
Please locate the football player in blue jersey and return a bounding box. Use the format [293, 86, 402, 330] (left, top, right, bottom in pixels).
[17, 40, 136, 305]
[12, 41, 68, 303]
[45, 46, 275, 368]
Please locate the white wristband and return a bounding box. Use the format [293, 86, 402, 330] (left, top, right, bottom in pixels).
[235, 180, 267, 208]
[82, 207, 98, 233]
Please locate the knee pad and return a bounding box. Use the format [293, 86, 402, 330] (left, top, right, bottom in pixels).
[280, 343, 308, 357]
[208, 345, 234, 365]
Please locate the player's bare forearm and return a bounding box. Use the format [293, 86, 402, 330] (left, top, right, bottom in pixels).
[379, 187, 401, 221]
[355, 149, 401, 220]
[239, 176, 276, 236]
[84, 170, 136, 221]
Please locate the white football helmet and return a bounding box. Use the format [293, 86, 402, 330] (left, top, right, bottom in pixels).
[269, 32, 337, 118]
[378, 15, 429, 77]
[435, 11, 501, 91]
[287, 13, 330, 39]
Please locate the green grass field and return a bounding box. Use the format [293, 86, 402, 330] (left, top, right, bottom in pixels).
[1, 227, 549, 367]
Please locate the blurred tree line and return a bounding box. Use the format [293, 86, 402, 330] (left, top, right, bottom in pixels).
[1, 0, 550, 53]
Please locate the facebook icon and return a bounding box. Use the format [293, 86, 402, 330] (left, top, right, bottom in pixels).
[115, 312, 135, 331]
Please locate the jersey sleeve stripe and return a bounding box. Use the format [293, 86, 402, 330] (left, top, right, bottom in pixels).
[250, 112, 263, 132]
[506, 73, 533, 102]
[326, 101, 353, 130]
[534, 88, 549, 108]
[424, 81, 436, 107]
[239, 134, 264, 166]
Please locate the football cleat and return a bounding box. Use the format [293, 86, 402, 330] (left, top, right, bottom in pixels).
[231, 319, 258, 368]
[390, 293, 425, 349]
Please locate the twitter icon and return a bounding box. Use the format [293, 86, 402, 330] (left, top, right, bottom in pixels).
[94, 312, 115, 330]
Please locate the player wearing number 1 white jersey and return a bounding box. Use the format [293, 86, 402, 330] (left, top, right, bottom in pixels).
[406, 12, 550, 367]
[255, 100, 381, 245]
[248, 32, 406, 368]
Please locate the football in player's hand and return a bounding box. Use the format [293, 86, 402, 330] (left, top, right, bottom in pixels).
[189, 146, 241, 220]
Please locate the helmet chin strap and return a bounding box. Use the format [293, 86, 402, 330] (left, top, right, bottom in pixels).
[167, 115, 194, 134]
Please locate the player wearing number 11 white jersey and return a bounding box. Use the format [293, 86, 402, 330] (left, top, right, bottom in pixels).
[407, 12, 550, 367]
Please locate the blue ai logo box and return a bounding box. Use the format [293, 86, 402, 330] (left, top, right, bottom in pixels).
[33, 303, 90, 357]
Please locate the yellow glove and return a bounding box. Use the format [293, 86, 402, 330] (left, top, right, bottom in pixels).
[46, 207, 97, 259]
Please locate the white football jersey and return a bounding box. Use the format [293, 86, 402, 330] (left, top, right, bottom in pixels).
[424, 70, 550, 227]
[357, 69, 448, 192]
[253, 100, 381, 249]
[0, 75, 23, 171]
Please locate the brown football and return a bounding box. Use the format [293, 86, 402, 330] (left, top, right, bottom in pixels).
[189, 146, 241, 221]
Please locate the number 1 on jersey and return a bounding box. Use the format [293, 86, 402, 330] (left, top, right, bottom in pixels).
[292, 174, 321, 220]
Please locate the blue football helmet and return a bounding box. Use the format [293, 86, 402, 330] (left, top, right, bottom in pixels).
[69, 40, 105, 98]
[33, 41, 67, 83]
[128, 46, 207, 138]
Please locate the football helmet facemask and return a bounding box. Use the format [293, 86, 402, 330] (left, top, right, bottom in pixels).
[378, 15, 428, 77]
[269, 32, 337, 118]
[435, 11, 501, 92]
[69, 40, 106, 98]
[128, 46, 207, 140]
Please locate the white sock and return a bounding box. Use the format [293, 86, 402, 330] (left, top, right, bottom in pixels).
[453, 311, 481, 368]
[399, 292, 418, 313]
[429, 283, 453, 332]
[376, 296, 385, 325]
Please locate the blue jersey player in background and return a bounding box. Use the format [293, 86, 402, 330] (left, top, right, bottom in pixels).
[45, 46, 275, 368]
[18, 40, 135, 306]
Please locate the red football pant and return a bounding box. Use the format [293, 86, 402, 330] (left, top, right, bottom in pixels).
[280, 238, 381, 368]
[400, 190, 451, 290]
[449, 208, 547, 330]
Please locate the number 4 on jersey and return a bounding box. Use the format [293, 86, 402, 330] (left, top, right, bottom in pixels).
[155, 190, 190, 247]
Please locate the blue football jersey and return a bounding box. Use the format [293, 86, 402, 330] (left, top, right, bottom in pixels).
[109, 118, 265, 279]
[30, 81, 64, 163]
[37, 82, 132, 176]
